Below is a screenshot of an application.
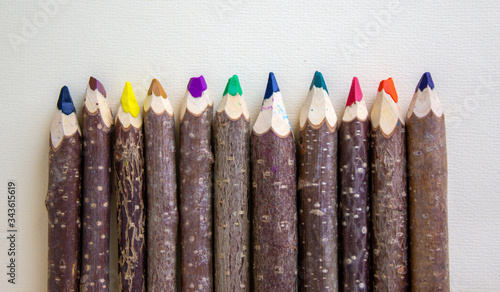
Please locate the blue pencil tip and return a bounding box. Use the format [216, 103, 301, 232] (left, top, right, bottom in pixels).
[264, 72, 280, 99]
[415, 72, 435, 92]
[57, 86, 76, 115]
[310, 71, 328, 93]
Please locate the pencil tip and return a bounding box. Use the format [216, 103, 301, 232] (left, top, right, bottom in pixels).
[264, 72, 279, 99]
[310, 71, 328, 93]
[187, 75, 207, 98]
[148, 79, 167, 98]
[57, 86, 75, 115]
[378, 78, 398, 103]
[88, 76, 107, 97]
[223, 75, 242, 96]
[415, 72, 435, 92]
[346, 77, 363, 107]
[120, 82, 140, 117]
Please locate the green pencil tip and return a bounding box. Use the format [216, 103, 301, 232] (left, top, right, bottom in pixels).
[223, 75, 242, 96]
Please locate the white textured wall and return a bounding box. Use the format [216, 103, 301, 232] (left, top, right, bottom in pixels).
[0, 0, 499, 290]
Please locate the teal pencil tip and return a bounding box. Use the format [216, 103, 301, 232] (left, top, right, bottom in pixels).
[310, 71, 328, 93]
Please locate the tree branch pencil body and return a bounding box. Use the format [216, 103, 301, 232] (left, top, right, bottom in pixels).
[46, 86, 81, 291]
[179, 75, 214, 291]
[407, 73, 449, 291]
[80, 77, 113, 291]
[297, 71, 338, 291]
[213, 75, 251, 291]
[370, 78, 408, 291]
[114, 82, 146, 291]
[252, 72, 297, 291]
[339, 77, 371, 291]
[144, 79, 178, 291]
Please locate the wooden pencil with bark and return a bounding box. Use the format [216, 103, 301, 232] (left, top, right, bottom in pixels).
[114, 82, 146, 292]
[338, 77, 371, 292]
[46, 86, 82, 291]
[81, 77, 113, 291]
[144, 79, 178, 291]
[370, 78, 408, 291]
[213, 75, 251, 291]
[407, 72, 449, 291]
[252, 72, 297, 291]
[179, 75, 214, 291]
[297, 71, 338, 291]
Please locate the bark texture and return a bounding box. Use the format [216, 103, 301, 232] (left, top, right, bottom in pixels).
[145, 110, 178, 291]
[114, 120, 146, 292]
[46, 132, 82, 292]
[370, 125, 408, 292]
[297, 122, 338, 292]
[213, 112, 251, 292]
[339, 119, 371, 292]
[81, 107, 112, 291]
[407, 113, 449, 291]
[251, 131, 297, 292]
[180, 108, 214, 292]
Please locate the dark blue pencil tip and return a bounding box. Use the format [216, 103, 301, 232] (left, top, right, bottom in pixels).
[264, 72, 280, 99]
[415, 72, 435, 92]
[310, 71, 328, 93]
[57, 86, 76, 115]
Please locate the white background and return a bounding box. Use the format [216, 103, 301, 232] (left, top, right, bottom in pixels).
[1, 0, 499, 291]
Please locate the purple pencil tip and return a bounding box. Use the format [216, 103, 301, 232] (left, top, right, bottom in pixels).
[89, 76, 107, 97]
[187, 75, 208, 98]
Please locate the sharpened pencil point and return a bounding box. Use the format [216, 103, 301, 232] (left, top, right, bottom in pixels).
[415, 72, 435, 92]
[120, 82, 140, 118]
[378, 78, 398, 103]
[223, 75, 242, 96]
[264, 72, 279, 99]
[89, 76, 107, 97]
[310, 71, 328, 93]
[187, 75, 207, 98]
[57, 86, 76, 115]
[346, 77, 363, 107]
[148, 79, 167, 99]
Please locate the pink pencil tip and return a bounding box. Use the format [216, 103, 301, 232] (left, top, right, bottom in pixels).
[346, 77, 363, 107]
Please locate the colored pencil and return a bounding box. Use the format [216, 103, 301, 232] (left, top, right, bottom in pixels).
[46, 86, 81, 291]
[407, 72, 449, 291]
[252, 72, 297, 291]
[339, 77, 371, 291]
[179, 75, 214, 291]
[80, 77, 113, 291]
[370, 78, 408, 291]
[144, 79, 178, 291]
[114, 82, 146, 291]
[213, 75, 251, 291]
[297, 71, 338, 291]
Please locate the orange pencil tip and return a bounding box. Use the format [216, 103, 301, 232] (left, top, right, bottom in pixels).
[378, 78, 398, 103]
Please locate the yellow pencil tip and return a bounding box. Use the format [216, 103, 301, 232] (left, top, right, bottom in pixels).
[121, 82, 140, 117]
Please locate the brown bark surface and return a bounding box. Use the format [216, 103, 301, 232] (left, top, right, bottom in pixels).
[179, 107, 214, 292]
[144, 109, 178, 291]
[297, 121, 338, 292]
[213, 112, 251, 292]
[46, 132, 82, 292]
[251, 130, 297, 292]
[370, 124, 408, 292]
[339, 118, 371, 292]
[114, 120, 146, 292]
[81, 107, 112, 291]
[407, 113, 449, 292]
